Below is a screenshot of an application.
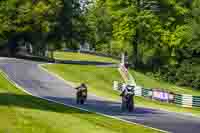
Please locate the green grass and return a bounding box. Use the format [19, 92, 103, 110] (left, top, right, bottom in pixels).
[43, 64, 123, 100]
[54, 51, 119, 63]
[130, 70, 200, 96]
[0, 71, 159, 133]
[43, 64, 200, 116]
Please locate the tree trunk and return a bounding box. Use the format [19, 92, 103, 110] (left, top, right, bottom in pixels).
[133, 38, 138, 68]
[50, 50, 54, 59]
[132, 0, 141, 68]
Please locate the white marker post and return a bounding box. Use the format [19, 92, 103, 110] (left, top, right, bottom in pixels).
[121, 53, 125, 65]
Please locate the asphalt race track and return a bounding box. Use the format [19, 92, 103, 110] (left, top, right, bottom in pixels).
[0, 58, 200, 133]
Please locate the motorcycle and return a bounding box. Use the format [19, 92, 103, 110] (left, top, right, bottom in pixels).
[76, 90, 87, 104]
[121, 93, 134, 112]
[121, 85, 135, 112]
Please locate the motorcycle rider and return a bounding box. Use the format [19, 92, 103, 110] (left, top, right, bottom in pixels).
[75, 83, 88, 104]
[120, 84, 135, 112]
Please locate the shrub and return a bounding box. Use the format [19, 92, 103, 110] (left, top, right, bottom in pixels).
[154, 60, 200, 90]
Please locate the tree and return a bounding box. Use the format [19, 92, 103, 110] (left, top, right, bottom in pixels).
[190, 0, 200, 55]
[0, 0, 63, 56]
[85, 0, 113, 54]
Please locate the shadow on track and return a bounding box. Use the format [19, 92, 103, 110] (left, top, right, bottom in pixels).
[0, 93, 90, 114]
[0, 93, 162, 117]
[43, 96, 163, 117]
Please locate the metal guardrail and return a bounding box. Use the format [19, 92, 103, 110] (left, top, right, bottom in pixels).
[193, 96, 200, 107]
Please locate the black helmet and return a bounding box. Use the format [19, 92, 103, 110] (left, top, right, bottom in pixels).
[81, 83, 86, 88]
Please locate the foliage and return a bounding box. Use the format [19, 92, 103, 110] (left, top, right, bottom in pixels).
[0, 0, 199, 89]
[85, 0, 113, 54]
[0, 0, 86, 55]
[84, 0, 200, 90]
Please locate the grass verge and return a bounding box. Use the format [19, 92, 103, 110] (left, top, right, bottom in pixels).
[53, 51, 119, 63]
[0, 70, 159, 133]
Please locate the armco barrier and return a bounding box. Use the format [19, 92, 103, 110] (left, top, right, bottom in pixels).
[193, 96, 200, 107]
[182, 94, 193, 108]
[174, 94, 182, 105]
[142, 88, 150, 97]
[135, 86, 142, 96]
